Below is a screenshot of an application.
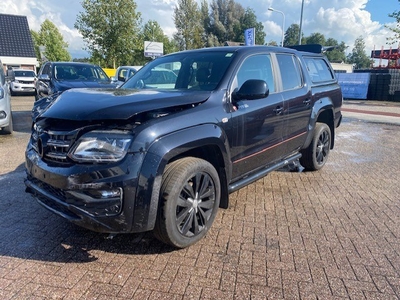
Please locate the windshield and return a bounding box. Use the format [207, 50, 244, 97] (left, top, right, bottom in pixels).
[121, 50, 236, 91]
[14, 70, 36, 77]
[54, 64, 110, 82]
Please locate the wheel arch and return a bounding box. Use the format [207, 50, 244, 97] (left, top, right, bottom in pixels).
[131, 124, 231, 232]
[304, 97, 336, 150]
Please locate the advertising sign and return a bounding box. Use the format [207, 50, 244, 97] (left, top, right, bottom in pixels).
[144, 41, 163, 58]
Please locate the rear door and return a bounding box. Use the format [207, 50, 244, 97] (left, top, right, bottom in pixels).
[275, 53, 312, 154]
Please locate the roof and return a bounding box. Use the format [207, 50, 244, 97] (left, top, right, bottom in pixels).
[0, 13, 36, 58]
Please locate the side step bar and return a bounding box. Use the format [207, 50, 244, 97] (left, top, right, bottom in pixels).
[228, 153, 302, 193]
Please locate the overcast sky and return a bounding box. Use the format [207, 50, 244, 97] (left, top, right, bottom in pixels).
[1, 0, 398, 59]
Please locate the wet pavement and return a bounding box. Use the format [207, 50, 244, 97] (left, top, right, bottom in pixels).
[0, 97, 399, 299]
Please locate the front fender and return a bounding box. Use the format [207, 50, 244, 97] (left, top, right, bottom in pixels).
[131, 124, 231, 232]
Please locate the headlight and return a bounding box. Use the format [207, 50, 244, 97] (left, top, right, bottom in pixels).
[69, 131, 132, 162]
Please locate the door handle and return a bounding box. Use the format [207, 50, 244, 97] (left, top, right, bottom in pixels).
[273, 106, 283, 115]
[303, 99, 311, 105]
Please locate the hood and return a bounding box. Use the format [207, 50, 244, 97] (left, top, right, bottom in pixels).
[36, 88, 211, 121]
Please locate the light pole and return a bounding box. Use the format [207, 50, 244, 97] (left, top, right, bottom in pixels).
[268, 7, 285, 47]
[299, 0, 304, 45]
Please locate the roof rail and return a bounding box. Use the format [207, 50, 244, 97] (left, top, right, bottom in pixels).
[289, 44, 337, 54]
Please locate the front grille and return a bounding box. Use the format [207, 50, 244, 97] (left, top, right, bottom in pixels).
[32, 127, 79, 164]
[20, 80, 34, 84]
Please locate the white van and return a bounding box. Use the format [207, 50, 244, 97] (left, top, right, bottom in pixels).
[0, 60, 13, 134]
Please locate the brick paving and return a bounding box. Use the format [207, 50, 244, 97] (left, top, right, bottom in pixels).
[0, 99, 399, 299]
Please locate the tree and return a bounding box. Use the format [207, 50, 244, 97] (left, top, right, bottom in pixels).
[75, 0, 142, 68]
[233, 8, 265, 45]
[284, 24, 301, 47]
[134, 20, 178, 65]
[385, 1, 400, 44]
[305, 32, 326, 45]
[173, 0, 203, 50]
[31, 19, 71, 63]
[347, 36, 372, 69]
[207, 0, 244, 46]
[325, 38, 347, 63]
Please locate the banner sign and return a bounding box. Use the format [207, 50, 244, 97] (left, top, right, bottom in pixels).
[244, 28, 255, 46]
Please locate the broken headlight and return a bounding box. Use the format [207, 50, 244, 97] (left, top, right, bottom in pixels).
[69, 131, 132, 163]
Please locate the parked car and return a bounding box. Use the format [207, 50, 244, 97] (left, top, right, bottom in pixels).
[0, 59, 12, 134]
[35, 61, 115, 100]
[26, 45, 342, 248]
[9, 68, 36, 96]
[111, 65, 142, 86]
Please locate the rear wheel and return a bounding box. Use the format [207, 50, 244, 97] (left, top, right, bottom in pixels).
[300, 122, 331, 171]
[154, 157, 221, 248]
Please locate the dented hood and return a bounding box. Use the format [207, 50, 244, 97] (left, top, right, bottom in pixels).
[36, 88, 211, 121]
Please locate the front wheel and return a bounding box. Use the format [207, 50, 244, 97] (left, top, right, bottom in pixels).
[300, 122, 331, 171]
[154, 157, 221, 248]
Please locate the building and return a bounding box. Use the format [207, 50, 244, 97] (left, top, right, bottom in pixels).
[0, 13, 38, 73]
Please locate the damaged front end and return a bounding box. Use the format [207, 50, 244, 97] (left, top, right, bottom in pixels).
[25, 88, 210, 233]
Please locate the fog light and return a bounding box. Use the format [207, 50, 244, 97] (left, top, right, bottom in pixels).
[66, 188, 123, 217]
[0, 111, 6, 119]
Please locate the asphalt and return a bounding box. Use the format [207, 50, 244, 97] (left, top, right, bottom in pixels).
[342, 99, 400, 125]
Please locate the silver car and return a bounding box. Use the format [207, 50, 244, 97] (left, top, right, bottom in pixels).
[9, 68, 36, 96]
[0, 59, 12, 134]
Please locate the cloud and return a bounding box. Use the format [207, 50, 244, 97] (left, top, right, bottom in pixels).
[1, 0, 397, 59]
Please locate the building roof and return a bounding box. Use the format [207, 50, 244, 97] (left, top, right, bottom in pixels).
[0, 13, 36, 58]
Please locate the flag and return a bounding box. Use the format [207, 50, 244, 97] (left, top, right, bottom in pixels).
[244, 28, 255, 46]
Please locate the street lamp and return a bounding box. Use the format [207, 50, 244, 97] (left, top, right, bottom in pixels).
[299, 0, 305, 45]
[268, 7, 285, 47]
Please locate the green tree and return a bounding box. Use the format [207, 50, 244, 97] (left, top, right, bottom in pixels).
[347, 36, 372, 69]
[325, 38, 347, 62]
[284, 24, 301, 47]
[173, 0, 203, 50]
[207, 0, 244, 46]
[305, 32, 326, 45]
[385, 1, 400, 44]
[233, 8, 265, 45]
[75, 0, 142, 68]
[31, 19, 71, 63]
[133, 20, 178, 65]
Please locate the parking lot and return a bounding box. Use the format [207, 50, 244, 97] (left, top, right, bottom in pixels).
[0, 96, 399, 299]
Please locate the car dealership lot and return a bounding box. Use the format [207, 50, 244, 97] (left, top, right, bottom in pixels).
[0, 96, 399, 299]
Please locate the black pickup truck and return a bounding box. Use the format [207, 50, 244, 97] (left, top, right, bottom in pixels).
[25, 45, 342, 248]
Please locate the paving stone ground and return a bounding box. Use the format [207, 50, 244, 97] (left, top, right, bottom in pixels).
[0, 98, 399, 299]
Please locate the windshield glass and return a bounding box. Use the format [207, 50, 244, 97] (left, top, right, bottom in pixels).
[14, 70, 36, 77]
[54, 65, 110, 82]
[121, 50, 236, 91]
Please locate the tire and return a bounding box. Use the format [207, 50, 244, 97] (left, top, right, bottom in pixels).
[2, 113, 13, 134]
[154, 157, 221, 248]
[300, 122, 331, 171]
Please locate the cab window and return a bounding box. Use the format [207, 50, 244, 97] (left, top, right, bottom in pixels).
[235, 54, 275, 93]
[276, 54, 303, 90]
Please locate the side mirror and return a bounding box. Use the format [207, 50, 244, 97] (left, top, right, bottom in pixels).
[232, 79, 269, 101]
[38, 74, 50, 81]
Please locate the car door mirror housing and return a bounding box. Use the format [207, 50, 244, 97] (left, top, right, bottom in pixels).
[232, 79, 269, 101]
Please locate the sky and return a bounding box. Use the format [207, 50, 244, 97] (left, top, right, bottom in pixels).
[1, 0, 399, 59]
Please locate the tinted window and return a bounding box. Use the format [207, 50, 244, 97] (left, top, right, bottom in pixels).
[123, 51, 235, 91]
[304, 57, 334, 82]
[235, 54, 275, 93]
[276, 54, 302, 90]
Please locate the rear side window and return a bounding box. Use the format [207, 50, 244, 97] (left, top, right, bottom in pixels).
[304, 57, 334, 82]
[276, 54, 303, 91]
